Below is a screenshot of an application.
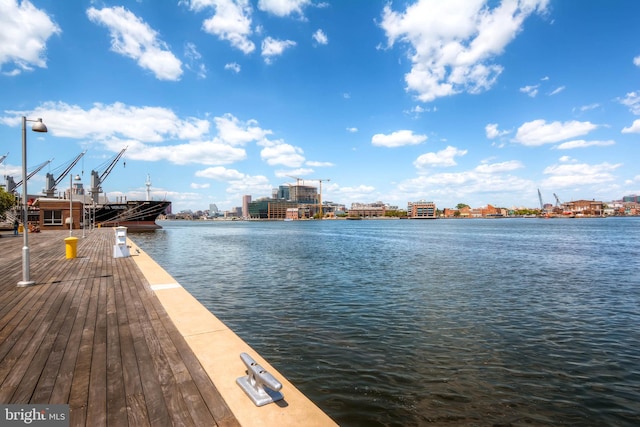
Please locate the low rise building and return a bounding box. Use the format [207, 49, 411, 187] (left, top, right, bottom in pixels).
[248, 198, 300, 219]
[348, 202, 386, 218]
[562, 200, 604, 216]
[407, 200, 437, 219]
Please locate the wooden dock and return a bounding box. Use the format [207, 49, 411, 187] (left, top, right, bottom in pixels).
[0, 228, 239, 426]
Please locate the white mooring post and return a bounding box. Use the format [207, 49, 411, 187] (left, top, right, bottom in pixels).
[113, 226, 130, 258]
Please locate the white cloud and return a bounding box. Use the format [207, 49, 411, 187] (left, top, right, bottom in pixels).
[261, 37, 296, 63]
[187, 0, 255, 54]
[87, 6, 183, 81]
[405, 105, 437, 117]
[555, 139, 615, 149]
[0, 103, 283, 167]
[306, 161, 334, 167]
[372, 130, 427, 147]
[474, 160, 523, 173]
[258, 0, 311, 17]
[0, 0, 61, 76]
[214, 113, 272, 145]
[622, 119, 640, 134]
[275, 168, 314, 178]
[225, 174, 272, 196]
[335, 185, 377, 202]
[542, 161, 622, 188]
[414, 146, 467, 169]
[485, 123, 509, 139]
[259, 142, 305, 167]
[575, 103, 600, 113]
[397, 160, 532, 202]
[618, 91, 640, 115]
[520, 84, 539, 97]
[514, 119, 598, 146]
[195, 165, 272, 198]
[346, 127, 358, 133]
[134, 139, 247, 165]
[380, 0, 549, 102]
[634, 56, 640, 67]
[195, 166, 245, 180]
[549, 85, 565, 96]
[1, 101, 208, 142]
[190, 182, 211, 189]
[184, 42, 207, 78]
[312, 29, 328, 45]
[225, 62, 241, 73]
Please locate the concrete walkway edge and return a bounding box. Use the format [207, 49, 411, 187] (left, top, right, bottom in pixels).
[127, 238, 338, 427]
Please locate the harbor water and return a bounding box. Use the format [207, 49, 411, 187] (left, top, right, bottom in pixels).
[131, 218, 640, 426]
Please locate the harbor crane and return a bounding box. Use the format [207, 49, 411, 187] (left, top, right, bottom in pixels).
[537, 188, 545, 211]
[553, 193, 562, 208]
[0, 152, 7, 165]
[43, 151, 87, 197]
[90, 147, 127, 203]
[5, 159, 53, 193]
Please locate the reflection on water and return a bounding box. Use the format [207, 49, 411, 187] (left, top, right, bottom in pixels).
[132, 218, 640, 426]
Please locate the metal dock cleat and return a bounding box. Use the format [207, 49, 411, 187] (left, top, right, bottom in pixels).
[236, 352, 284, 406]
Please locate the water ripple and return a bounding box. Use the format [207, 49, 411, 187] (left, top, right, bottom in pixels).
[133, 218, 640, 426]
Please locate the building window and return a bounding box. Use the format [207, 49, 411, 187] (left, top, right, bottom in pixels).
[43, 210, 63, 225]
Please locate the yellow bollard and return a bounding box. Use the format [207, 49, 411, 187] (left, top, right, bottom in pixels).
[18, 224, 24, 233]
[64, 237, 79, 259]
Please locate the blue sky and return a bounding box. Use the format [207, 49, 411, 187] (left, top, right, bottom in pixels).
[1, 0, 640, 212]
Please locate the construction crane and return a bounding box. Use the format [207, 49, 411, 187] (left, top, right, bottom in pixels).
[286, 175, 304, 185]
[90, 147, 127, 203]
[307, 178, 331, 219]
[6, 159, 53, 193]
[0, 152, 7, 165]
[43, 151, 86, 197]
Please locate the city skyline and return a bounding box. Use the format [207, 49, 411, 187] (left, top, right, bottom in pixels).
[2, 1, 640, 213]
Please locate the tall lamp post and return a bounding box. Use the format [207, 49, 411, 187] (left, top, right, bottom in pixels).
[17, 117, 48, 287]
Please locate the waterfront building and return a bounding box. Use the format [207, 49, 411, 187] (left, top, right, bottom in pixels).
[31, 198, 83, 230]
[242, 195, 251, 218]
[348, 202, 386, 218]
[622, 194, 640, 203]
[286, 207, 300, 220]
[274, 185, 290, 200]
[248, 198, 300, 219]
[408, 200, 437, 219]
[289, 184, 318, 204]
[562, 199, 604, 216]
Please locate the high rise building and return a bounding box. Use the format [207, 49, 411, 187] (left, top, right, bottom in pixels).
[242, 195, 251, 218]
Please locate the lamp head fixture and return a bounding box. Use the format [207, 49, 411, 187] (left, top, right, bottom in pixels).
[31, 118, 47, 133]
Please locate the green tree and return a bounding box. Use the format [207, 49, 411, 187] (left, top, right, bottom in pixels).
[0, 187, 16, 220]
[456, 203, 470, 210]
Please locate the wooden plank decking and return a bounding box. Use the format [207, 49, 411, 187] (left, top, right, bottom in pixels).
[0, 228, 240, 427]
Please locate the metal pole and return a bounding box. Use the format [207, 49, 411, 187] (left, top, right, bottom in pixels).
[69, 173, 73, 236]
[18, 116, 34, 287]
